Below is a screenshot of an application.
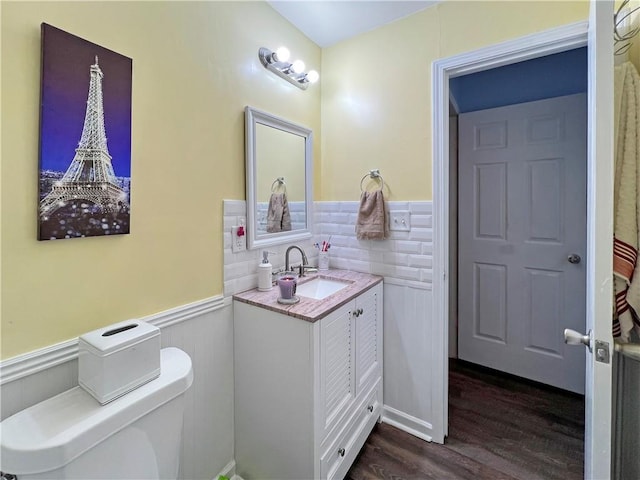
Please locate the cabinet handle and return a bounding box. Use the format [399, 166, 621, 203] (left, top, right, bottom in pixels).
[338, 448, 346, 457]
[367, 405, 374, 412]
[359, 308, 364, 315]
[352, 310, 359, 318]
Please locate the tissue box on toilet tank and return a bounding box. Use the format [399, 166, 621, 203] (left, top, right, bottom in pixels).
[78, 320, 161, 404]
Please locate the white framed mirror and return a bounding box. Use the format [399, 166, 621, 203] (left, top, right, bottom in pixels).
[245, 106, 313, 250]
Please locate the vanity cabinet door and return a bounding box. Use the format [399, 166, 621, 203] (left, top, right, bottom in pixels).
[354, 286, 381, 394]
[319, 301, 355, 439]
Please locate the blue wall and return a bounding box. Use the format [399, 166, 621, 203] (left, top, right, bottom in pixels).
[449, 47, 587, 113]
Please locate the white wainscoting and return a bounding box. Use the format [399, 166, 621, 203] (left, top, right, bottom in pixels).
[0, 296, 235, 480]
[381, 282, 435, 441]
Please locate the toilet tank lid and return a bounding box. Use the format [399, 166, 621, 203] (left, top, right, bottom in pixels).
[0, 347, 193, 475]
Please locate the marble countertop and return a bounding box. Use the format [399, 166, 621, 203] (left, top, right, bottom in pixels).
[232, 269, 383, 323]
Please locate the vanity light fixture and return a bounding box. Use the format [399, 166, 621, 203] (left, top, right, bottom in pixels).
[258, 46, 319, 90]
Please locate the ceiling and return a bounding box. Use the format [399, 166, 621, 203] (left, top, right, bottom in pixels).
[267, 1, 440, 48]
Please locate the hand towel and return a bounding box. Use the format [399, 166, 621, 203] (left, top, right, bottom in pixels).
[355, 190, 388, 240]
[266, 192, 292, 233]
[613, 61, 640, 342]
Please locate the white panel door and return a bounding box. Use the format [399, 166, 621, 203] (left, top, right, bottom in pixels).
[458, 94, 587, 394]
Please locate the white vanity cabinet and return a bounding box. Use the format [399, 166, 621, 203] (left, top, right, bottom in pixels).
[234, 281, 383, 480]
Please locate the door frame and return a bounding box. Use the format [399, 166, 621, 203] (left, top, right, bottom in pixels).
[432, 16, 613, 478]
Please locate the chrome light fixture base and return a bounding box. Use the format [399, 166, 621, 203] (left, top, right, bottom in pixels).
[259, 47, 315, 90]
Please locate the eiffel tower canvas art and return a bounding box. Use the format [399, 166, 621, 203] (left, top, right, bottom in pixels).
[38, 24, 132, 240]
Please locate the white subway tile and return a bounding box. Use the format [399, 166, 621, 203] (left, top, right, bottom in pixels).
[223, 280, 237, 298]
[410, 214, 431, 228]
[389, 266, 421, 281]
[236, 275, 258, 295]
[408, 228, 433, 242]
[223, 217, 236, 230]
[420, 269, 433, 284]
[383, 252, 409, 266]
[223, 199, 246, 216]
[409, 201, 432, 214]
[331, 257, 351, 270]
[370, 240, 392, 252]
[421, 242, 434, 255]
[224, 200, 434, 294]
[330, 212, 350, 224]
[395, 240, 422, 254]
[408, 254, 433, 268]
[224, 261, 250, 281]
[388, 201, 410, 211]
[339, 223, 356, 236]
[339, 202, 359, 213]
[348, 260, 373, 273]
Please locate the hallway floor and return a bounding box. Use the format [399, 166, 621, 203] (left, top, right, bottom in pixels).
[346, 359, 585, 480]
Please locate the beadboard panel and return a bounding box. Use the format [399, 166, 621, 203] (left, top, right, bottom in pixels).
[382, 282, 436, 441]
[0, 297, 235, 480]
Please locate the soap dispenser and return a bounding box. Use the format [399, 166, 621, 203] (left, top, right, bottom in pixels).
[258, 251, 273, 291]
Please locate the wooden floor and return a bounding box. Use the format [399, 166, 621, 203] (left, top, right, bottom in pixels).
[346, 359, 585, 480]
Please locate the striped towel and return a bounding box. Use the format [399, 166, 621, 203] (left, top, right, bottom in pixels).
[613, 61, 640, 342]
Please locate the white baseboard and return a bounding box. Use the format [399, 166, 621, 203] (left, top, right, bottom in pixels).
[381, 404, 434, 442]
[1, 295, 227, 385]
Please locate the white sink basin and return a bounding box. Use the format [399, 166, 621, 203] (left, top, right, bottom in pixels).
[296, 277, 351, 300]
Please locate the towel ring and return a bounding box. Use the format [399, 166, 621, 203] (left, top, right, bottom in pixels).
[271, 177, 287, 193]
[360, 169, 384, 192]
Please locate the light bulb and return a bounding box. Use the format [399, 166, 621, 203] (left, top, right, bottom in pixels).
[274, 46, 290, 63]
[306, 70, 319, 83]
[291, 60, 305, 74]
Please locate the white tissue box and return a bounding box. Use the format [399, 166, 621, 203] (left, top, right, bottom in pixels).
[78, 320, 161, 404]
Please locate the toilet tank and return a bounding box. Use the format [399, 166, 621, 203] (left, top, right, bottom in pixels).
[0, 347, 193, 480]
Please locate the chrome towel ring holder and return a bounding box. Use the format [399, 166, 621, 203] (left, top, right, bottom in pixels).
[271, 177, 287, 193]
[615, 0, 640, 56]
[360, 169, 384, 192]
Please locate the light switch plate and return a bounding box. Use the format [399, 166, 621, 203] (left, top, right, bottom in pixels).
[390, 210, 411, 232]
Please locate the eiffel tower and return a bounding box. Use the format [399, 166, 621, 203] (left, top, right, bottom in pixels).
[40, 56, 129, 219]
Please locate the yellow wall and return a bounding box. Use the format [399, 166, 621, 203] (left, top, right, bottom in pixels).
[320, 1, 589, 201]
[1, 1, 321, 358]
[255, 124, 306, 203]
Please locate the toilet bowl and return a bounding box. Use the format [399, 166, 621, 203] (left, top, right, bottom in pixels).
[0, 347, 193, 479]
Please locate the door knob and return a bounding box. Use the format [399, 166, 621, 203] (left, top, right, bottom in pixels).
[567, 254, 581, 264]
[564, 328, 591, 351]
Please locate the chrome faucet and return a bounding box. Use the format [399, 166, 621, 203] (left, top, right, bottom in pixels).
[285, 245, 309, 276]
